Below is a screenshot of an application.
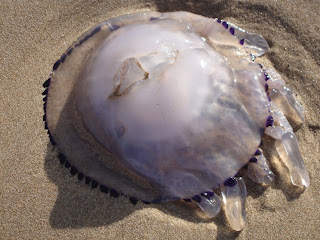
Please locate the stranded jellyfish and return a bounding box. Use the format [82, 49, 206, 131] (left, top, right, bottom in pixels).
[43, 12, 309, 231]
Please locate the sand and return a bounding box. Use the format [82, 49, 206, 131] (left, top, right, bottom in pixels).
[1, 0, 319, 239]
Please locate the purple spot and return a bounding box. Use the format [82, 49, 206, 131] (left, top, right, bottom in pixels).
[222, 21, 228, 29]
[229, 27, 235, 35]
[129, 197, 138, 205]
[42, 88, 48, 96]
[255, 149, 262, 155]
[192, 195, 201, 202]
[249, 157, 258, 163]
[91, 26, 101, 35]
[217, 19, 221, 23]
[243, 163, 249, 170]
[43, 78, 51, 88]
[78, 26, 101, 46]
[79, 39, 85, 46]
[91, 180, 98, 189]
[70, 166, 78, 176]
[64, 160, 71, 168]
[265, 84, 269, 91]
[150, 17, 159, 21]
[61, 54, 66, 63]
[58, 153, 66, 164]
[201, 191, 215, 199]
[266, 115, 274, 127]
[110, 189, 120, 198]
[43, 102, 47, 112]
[85, 176, 91, 184]
[239, 39, 245, 45]
[77, 172, 84, 181]
[67, 47, 73, 55]
[52, 59, 61, 71]
[224, 177, 237, 187]
[100, 185, 109, 193]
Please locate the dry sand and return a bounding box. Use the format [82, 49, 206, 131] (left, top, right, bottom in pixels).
[1, 0, 319, 239]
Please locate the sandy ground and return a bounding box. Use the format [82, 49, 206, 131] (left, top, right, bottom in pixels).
[1, 0, 319, 239]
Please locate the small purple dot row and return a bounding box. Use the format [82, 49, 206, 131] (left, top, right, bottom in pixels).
[216, 18, 245, 45]
[183, 190, 217, 203]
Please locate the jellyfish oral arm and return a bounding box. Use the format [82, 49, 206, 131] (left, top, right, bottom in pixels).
[265, 70, 310, 188]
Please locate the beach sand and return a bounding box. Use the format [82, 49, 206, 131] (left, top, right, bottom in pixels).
[1, 0, 319, 239]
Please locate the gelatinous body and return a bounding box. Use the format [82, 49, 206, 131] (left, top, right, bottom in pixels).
[43, 11, 309, 231]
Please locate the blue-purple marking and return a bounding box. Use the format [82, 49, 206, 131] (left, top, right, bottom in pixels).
[192, 195, 201, 202]
[222, 21, 228, 29]
[70, 166, 77, 176]
[224, 177, 237, 187]
[77, 172, 84, 181]
[61, 54, 66, 63]
[42, 88, 48, 96]
[254, 149, 262, 155]
[85, 176, 91, 184]
[129, 196, 139, 205]
[100, 185, 109, 193]
[52, 59, 61, 71]
[249, 157, 258, 163]
[229, 27, 235, 35]
[265, 115, 274, 127]
[91, 180, 98, 189]
[64, 160, 70, 168]
[110, 189, 120, 198]
[67, 47, 73, 56]
[201, 191, 215, 200]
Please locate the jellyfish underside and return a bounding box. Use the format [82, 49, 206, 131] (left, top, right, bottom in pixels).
[45, 12, 309, 231]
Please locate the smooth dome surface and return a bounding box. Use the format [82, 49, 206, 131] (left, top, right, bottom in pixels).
[75, 17, 269, 198]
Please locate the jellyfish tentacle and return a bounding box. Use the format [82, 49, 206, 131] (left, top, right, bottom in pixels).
[245, 151, 274, 185]
[264, 94, 309, 188]
[195, 192, 221, 218]
[266, 68, 304, 124]
[275, 132, 310, 187]
[220, 177, 247, 231]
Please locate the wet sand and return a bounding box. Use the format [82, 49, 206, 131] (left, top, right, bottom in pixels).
[1, 0, 319, 239]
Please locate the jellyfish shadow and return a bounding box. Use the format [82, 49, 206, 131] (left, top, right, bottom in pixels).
[44, 143, 135, 228]
[44, 143, 226, 230]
